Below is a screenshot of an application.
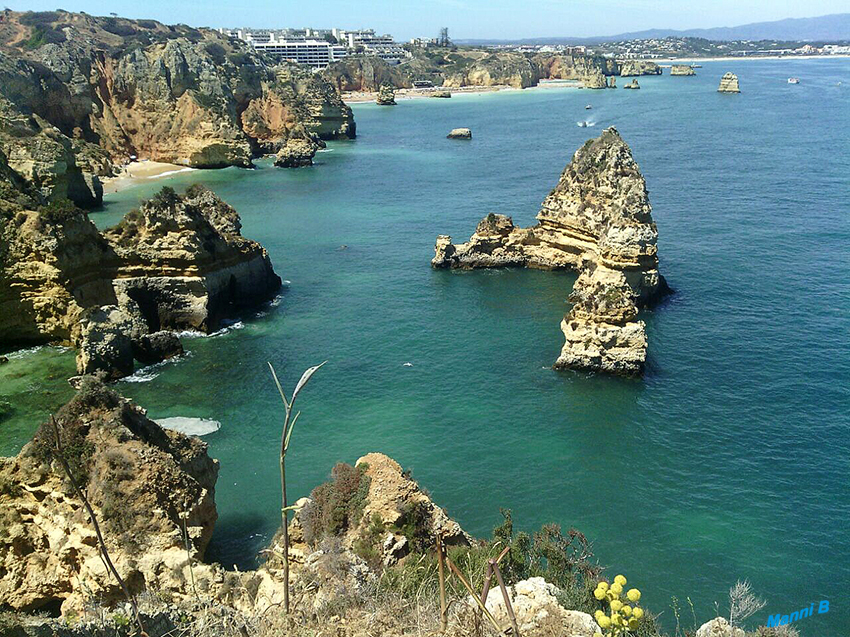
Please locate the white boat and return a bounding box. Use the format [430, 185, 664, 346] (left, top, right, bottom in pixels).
[585, 104, 592, 109]
[578, 121, 588, 128]
[788, 77, 800, 84]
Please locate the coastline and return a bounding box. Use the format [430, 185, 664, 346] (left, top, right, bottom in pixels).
[343, 80, 582, 104]
[101, 160, 196, 194]
[657, 53, 850, 63]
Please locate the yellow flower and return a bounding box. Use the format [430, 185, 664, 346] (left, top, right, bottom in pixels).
[597, 581, 609, 591]
[627, 588, 641, 602]
[594, 633, 603, 637]
[595, 610, 605, 620]
[614, 574, 627, 586]
[622, 605, 632, 617]
[633, 607, 644, 619]
[597, 615, 611, 629]
[594, 587, 606, 600]
[610, 599, 623, 612]
[629, 618, 639, 630]
[610, 582, 623, 595]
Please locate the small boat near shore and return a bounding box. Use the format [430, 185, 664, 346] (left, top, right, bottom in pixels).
[585, 104, 592, 109]
[788, 77, 800, 84]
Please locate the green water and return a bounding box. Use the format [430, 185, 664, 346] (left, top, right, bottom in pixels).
[2, 59, 848, 634]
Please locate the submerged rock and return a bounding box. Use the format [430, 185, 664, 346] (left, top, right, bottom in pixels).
[447, 127, 473, 139]
[670, 65, 696, 76]
[718, 72, 741, 93]
[376, 85, 397, 105]
[432, 128, 668, 376]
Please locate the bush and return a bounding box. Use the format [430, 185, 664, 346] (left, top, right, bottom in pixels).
[100, 18, 137, 37]
[22, 25, 66, 49]
[38, 199, 81, 224]
[150, 186, 180, 209]
[204, 43, 227, 65]
[301, 462, 370, 546]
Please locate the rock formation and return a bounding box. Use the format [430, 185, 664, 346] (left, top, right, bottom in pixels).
[322, 55, 412, 92]
[0, 173, 281, 379]
[695, 617, 746, 637]
[447, 128, 472, 139]
[443, 51, 540, 89]
[274, 136, 325, 168]
[535, 53, 619, 81]
[0, 10, 355, 202]
[0, 378, 219, 614]
[624, 79, 641, 89]
[473, 577, 598, 636]
[670, 64, 696, 76]
[582, 71, 609, 89]
[376, 84, 397, 105]
[618, 60, 662, 76]
[608, 76, 617, 88]
[718, 72, 741, 93]
[432, 128, 668, 376]
[431, 90, 452, 98]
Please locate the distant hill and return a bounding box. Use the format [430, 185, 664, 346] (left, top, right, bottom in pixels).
[458, 13, 850, 45]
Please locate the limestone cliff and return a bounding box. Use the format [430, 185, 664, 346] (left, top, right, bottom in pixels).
[670, 65, 696, 76]
[0, 174, 281, 378]
[618, 60, 661, 76]
[443, 51, 540, 89]
[0, 10, 355, 204]
[376, 84, 397, 105]
[0, 378, 219, 614]
[432, 128, 668, 376]
[322, 55, 412, 92]
[534, 53, 618, 81]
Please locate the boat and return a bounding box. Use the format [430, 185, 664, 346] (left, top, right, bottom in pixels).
[788, 77, 800, 84]
[578, 121, 588, 128]
[585, 104, 592, 109]
[693, 64, 703, 68]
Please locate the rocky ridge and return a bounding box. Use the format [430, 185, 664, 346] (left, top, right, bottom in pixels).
[0, 10, 355, 206]
[0, 167, 280, 379]
[618, 60, 662, 76]
[432, 128, 668, 376]
[670, 64, 696, 76]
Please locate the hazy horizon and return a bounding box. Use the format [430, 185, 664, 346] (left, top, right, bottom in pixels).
[6, 1, 849, 41]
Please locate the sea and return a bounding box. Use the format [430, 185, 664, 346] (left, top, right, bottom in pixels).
[1, 59, 848, 635]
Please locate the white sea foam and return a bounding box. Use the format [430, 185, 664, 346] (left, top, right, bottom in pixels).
[121, 351, 193, 382]
[155, 417, 221, 436]
[174, 321, 245, 339]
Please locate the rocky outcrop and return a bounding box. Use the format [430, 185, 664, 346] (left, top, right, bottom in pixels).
[670, 64, 696, 76]
[447, 127, 472, 139]
[0, 378, 219, 614]
[473, 577, 597, 637]
[273, 135, 323, 168]
[608, 76, 617, 88]
[432, 128, 668, 376]
[432, 90, 452, 98]
[376, 84, 397, 105]
[618, 60, 661, 76]
[443, 51, 540, 89]
[0, 180, 281, 378]
[718, 72, 741, 93]
[534, 53, 618, 80]
[696, 617, 746, 637]
[0, 10, 355, 197]
[582, 71, 608, 89]
[624, 79, 640, 89]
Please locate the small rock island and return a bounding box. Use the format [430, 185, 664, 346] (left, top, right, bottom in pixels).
[670, 65, 696, 76]
[432, 128, 668, 376]
[718, 72, 741, 93]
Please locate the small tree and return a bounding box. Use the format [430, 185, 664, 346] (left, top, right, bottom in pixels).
[268, 360, 326, 614]
[728, 579, 766, 632]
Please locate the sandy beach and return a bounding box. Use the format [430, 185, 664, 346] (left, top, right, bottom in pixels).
[343, 80, 583, 104]
[102, 160, 196, 194]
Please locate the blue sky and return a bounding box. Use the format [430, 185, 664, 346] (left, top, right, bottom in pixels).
[7, 0, 849, 40]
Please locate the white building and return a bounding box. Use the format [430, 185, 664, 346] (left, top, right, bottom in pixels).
[251, 36, 348, 69]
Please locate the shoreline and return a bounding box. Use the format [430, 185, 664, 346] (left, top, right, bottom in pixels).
[343, 80, 583, 104]
[657, 53, 850, 63]
[101, 160, 196, 194]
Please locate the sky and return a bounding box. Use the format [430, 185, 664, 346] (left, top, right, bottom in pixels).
[7, 0, 849, 40]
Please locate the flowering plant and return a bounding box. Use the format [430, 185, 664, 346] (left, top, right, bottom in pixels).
[592, 574, 645, 636]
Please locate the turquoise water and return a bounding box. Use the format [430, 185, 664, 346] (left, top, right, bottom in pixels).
[2, 59, 848, 634]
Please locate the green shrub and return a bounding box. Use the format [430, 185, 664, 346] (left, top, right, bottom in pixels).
[204, 43, 227, 65]
[301, 462, 370, 546]
[150, 186, 180, 209]
[38, 199, 81, 224]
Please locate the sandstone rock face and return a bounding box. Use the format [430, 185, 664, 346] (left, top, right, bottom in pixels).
[0, 10, 355, 201]
[618, 60, 661, 76]
[608, 76, 617, 88]
[671, 64, 696, 76]
[322, 55, 412, 92]
[624, 79, 641, 89]
[444, 51, 540, 89]
[447, 127, 472, 139]
[0, 379, 219, 614]
[376, 84, 397, 105]
[0, 181, 281, 378]
[432, 128, 668, 375]
[535, 53, 618, 81]
[718, 72, 741, 93]
[696, 617, 746, 637]
[473, 577, 597, 637]
[432, 90, 452, 98]
[582, 71, 609, 89]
